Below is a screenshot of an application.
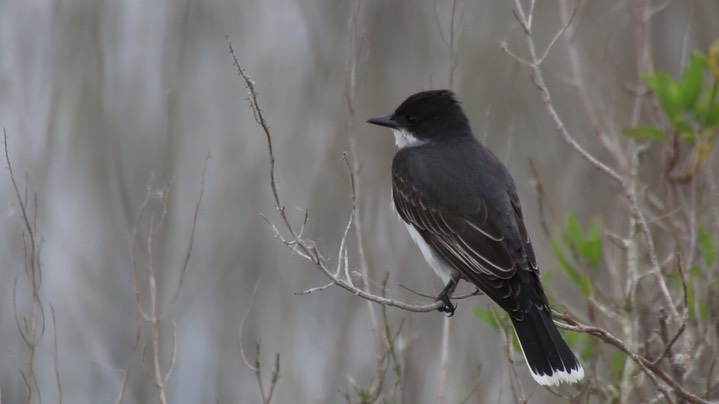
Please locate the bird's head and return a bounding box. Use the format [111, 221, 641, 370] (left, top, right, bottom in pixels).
[367, 89, 470, 148]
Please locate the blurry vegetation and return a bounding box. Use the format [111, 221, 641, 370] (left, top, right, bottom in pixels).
[4, 1, 719, 403]
[625, 41, 719, 179]
[470, 35, 719, 403]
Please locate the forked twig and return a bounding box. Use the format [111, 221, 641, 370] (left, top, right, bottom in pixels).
[553, 310, 709, 404]
[5, 129, 46, 403]
[239, 278, 281, 403]
[227, 37, 447, 314]
[505, 0, 679, 321]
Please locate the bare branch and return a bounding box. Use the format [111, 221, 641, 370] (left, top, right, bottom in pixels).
[537, 7, 575, 65]
[4, 129, 37, 274]
[114, 324, 141, 404]
[507, 1, 624, 184]
[227, 37, 454, 314]
[554, 311, 710, 403]
[398, 283, 480, 301]
[50, 304, 62, 404]
[558, 0, 625, 166]
[498, 41, 533, 67]
[432, 0, 465, 89]
[239, 279, 261, 373]
[238, 277, 281, 404]
[162, 323, 178, 385]
[5, 129, 46, 404]
[294, 281, 336, 295]
[507, 0, 679, 320]
[126, 167, 203, 403]
[437, 317, 451, 404]
[162, 154, 208, 317]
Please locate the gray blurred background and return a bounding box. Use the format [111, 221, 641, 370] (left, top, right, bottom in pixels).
[1, 0, 717, 403]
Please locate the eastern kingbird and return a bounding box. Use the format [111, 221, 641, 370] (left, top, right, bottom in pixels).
[367, 90, 584, 386]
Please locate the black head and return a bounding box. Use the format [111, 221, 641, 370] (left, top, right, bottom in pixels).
[367, 90, 471, 144]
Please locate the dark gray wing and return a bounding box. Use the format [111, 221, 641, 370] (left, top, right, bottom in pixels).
[509, 195, 548, 309]
[392, 148, 544, 317]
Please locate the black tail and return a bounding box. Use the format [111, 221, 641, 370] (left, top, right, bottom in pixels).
[510, 305, 584, 386]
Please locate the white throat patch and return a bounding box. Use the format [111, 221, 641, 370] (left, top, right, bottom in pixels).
[392, 128, 427, 148]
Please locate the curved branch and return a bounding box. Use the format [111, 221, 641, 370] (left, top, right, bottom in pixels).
[228, 38, 447, 314]
[554, 311, 709, 404]
[506, 0, 679, 320]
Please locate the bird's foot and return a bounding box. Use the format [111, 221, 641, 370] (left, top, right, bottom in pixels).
[437, 296, 457, 317]
[435, 274, 460, 317]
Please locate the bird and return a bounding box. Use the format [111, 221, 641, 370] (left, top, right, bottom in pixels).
[366, 89, 584, 386]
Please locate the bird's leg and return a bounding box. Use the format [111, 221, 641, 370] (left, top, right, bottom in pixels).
[435, 272, 461, 317]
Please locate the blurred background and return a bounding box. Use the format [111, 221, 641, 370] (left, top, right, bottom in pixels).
[1, 0, 718, 403]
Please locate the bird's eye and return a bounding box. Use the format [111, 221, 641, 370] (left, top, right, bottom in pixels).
[407, 116, 417, 124]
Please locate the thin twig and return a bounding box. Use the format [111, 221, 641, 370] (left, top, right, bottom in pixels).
[227, 37, 453, 314]
[507, 0, 679, 320]
[498, 310, 527, 403]
[126, 168, 203, 403]
[237, 277, 281, 404]
[398, 283, 480, 301]
[239, 278, 261, 373]
[50, 304, 62, 404]
[162, 154, 208, 318]
[558, 0, 625, 167]
[437, 316, 451, 404]
[4, 130, 37, 276]
[504, 2, 624, 184]
[146, 211, 168, 404]
[242, 279, 281, 403]
[114, 323, 141, 404]
[432, 0, 464, 89]
[553, 311, 710, 404]
[294, 281, 336, 295]
[5, 130, 45, 404]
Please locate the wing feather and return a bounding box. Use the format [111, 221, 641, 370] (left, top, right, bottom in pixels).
[392, 146, 543, 319]
[392, 181, 516, 281]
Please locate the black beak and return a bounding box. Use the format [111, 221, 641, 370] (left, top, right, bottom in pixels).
[367, 114, 399, 129]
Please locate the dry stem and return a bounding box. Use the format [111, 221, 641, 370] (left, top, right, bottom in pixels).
[227, 37, 446, 314]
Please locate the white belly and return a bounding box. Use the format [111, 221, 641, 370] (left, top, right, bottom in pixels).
[391, 193, 457, 285]
[404, 222, 457, 285]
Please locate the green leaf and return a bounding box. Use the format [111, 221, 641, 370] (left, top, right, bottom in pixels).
[564, 329, 588, 348]
[551, 240, 573, 275]
[679, 130, 697, 142]
[563, 214, 603, 272]
[641, 73, 658, 90]
[563, 330, 592, 361]
[623, 126, 666, 142]
[689, 264, 702, 279]
[643, 72, 682, 124]
[705, 88, 719, 127]
[552, 241, 593, 297]
[698, 226, 718, 268]
[708, 40, 719, 80]
[564, 328, 579, 346]
[610, 351, 625, 381]
[510, 330, 521, 353]
[579, 219, 603, 272]
[472, 307, 499, 331]
[576, 272, 592, 298]
[685, 274, 696, 321]
[675, 120, 695, 136]
[540, 270, 553, 284]
[579, 338, 595, 363]
[565, 213, 583, 247]
[696, 83, 714, 115]
[680, 53, 706, 111]
[701, 282, 716, 320]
